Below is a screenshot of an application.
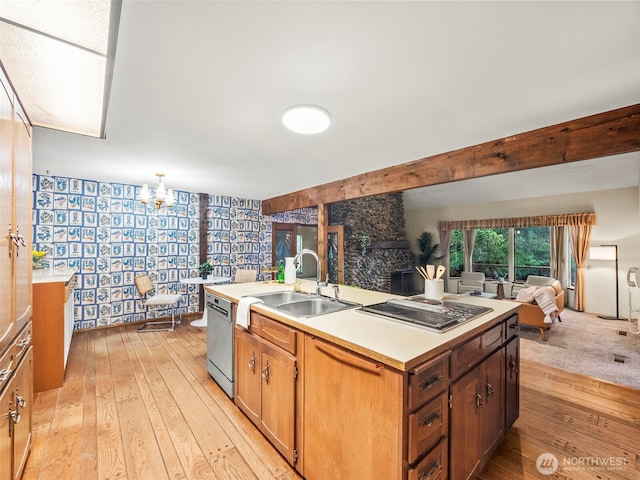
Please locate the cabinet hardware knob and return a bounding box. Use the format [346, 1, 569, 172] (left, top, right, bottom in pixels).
[509, 358, 518, 374]
[261, 361, 270, 383]
[248, 353, 255, 372]
[486, 381, 495, 398]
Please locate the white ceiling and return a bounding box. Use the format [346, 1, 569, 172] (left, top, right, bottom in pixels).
[23, 1, 640, 206]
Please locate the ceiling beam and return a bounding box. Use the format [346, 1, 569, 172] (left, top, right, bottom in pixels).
[262, 103, 640, 215]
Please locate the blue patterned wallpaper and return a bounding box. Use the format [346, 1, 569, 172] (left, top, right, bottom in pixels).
[32, 174, 317, 331]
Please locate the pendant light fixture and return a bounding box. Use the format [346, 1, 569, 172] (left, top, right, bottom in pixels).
[139, 173, 175, 209]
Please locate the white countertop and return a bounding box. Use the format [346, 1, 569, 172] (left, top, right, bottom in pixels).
[206, 279, 521, 371]
[32, 268, 77, 284]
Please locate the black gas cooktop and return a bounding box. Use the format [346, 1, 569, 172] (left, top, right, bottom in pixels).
[359, 295, 493, 333]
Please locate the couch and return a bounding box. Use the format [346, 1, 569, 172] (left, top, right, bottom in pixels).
[511, 276, 564, 341]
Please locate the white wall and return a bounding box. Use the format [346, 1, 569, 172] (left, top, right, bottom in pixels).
[404, 186, 640, 318]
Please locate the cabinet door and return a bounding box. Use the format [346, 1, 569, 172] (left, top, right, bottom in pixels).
[12, 348, 32, 480]
[0, 71, 13, 354]
[0, 376, 13, 480]
[234, 327, 261, 425]
[450, 365, 482, 480]
[11, 102, 32, 333]
[303, 335, 403, 480]
[505, 337, 520, 430]
[260, 341, 296, 465]
[480, 348, 505, 465]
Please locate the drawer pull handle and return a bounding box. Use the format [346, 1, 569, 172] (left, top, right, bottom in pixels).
[419, 411, 441, 428]
[261, 361, 269, 384]
[509, 357, 518, 374]
[0, 362, 13, 384]
[248, 352, 256, 372]
[419, 460, 440, 480]
[17, 336, 31, 348]
[419, 374, 442, 390]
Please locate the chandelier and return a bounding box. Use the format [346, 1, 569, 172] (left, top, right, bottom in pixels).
[139, 173, 175, 209]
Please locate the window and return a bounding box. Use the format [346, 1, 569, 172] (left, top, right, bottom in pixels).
[513, 227, 550, 281]
[449, 226, 552, 282]
[473, 228, 508, 278]
[449, 230, 464, 277]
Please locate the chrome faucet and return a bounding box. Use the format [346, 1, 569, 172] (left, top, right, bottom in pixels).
[293, 248, 324, 295]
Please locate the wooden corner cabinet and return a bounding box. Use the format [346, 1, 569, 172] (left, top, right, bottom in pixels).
[0, 61, 34, 480]
[232, 302, 519, 480]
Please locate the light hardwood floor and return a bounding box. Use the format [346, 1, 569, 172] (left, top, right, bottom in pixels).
[22, 323, 640, 480]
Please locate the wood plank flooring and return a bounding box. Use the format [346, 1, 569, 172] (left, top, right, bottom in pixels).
[22, 323, 640, 480]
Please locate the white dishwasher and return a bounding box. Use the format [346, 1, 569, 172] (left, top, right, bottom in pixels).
[206, 292, 234, 398]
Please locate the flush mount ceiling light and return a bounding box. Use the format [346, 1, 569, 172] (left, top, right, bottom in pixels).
[282, 105, 331, 134]
[0, 0, 121, 138]
[139, 173, 175, 209]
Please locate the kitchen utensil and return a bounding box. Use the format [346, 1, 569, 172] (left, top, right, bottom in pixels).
[415, 266, 428, 280]
[426, 264, 435, 280]
[435, 265, 446, 280]
[420, 266, 431, 280]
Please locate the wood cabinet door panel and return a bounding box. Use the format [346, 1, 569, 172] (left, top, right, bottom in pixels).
[12, 348, 32, 480]
[0, 74, 13, 355]
[260, 342, 296, 464]
[303, 335, 403, 480]
[12, 103, 32, 332]
[505, 336, 520, 430]
[450, 365, 482, 480]
[480, 348, 505, 465]
[234, 327, 261, 425]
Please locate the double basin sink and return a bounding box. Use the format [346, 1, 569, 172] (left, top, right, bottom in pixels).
[251, 290, 361, 318]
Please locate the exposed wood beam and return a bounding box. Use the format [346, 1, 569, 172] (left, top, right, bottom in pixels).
[262, 104, 640, 215]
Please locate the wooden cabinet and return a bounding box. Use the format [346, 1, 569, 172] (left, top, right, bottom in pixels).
[303, 334, 404, 480]
[234, 312, 298, 465]
[0, 329, 33, 480]
[234, 303, 520, 480]
[449, 315, 520, 480]
[32, 274, 77, 392]
[0, 62, 33, 480]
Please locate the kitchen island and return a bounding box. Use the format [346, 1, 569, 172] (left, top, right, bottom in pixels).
[206, 280, 521, 480]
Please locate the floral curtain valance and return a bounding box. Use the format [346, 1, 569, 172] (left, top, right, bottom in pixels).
[438, 212, 596, 232]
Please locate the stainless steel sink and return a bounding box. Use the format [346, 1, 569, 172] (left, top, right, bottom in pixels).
[250, 291, 360, 318]
[251, 291, 312, 306]
[277, 297, 360, 318]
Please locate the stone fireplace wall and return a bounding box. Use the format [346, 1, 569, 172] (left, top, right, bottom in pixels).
[329, 192, 415, 292]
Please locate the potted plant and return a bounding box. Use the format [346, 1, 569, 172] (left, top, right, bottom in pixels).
[417, 231, 441, 266]
[198, 261, 213, 279]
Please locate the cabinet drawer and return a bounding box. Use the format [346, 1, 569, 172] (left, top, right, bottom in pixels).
[407, 392, 448, 464]
[408, 438, 448, 480]
[14, 322, 32, 364]
[259, 317, 297, 355]
[451, 323, 504, 378]
[505, 314, 519, 340]
[408, 352, 449, 409]
[248, 311, 263, 335]
[0, 344, 15, 394]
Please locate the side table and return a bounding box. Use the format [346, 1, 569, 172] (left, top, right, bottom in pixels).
[181, 276, 232, 327]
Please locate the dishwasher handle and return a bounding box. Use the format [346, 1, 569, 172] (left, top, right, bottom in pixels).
[207, 301, 230, 319]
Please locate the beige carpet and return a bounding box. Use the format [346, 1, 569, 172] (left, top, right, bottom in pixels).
[519, 308, 640, 389]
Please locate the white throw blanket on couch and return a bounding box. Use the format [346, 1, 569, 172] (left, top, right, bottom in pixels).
[515, 286, 558, 323]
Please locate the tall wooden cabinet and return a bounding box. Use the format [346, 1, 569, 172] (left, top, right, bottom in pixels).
[0, 62, 34, 480]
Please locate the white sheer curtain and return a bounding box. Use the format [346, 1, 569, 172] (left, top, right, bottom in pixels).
[463, 229, 476, 272]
